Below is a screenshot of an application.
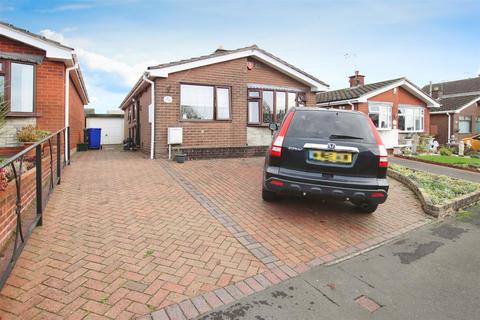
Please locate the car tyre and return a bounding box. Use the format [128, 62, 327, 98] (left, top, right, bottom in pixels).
[262, 188, 278, 202]
[355, 202, 378, 214]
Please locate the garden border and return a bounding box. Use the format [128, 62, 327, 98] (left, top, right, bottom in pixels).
[387, 169, 480, 218]
[394, 155, 480, 173]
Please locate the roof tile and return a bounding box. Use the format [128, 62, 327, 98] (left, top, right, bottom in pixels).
[316, 78, 404, 104]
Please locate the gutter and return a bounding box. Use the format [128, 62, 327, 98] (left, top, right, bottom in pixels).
[143, 73, 155, 160]
[347, 101, 355, 110]
[447, 112, 452, 144]
[65, 63, 78, 164]
[317, 99, 358, 107]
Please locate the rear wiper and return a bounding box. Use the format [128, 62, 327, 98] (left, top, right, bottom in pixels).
[329, 134, 363, 140]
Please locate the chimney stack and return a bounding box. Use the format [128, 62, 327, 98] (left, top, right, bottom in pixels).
[349, 70, 365, 87]
[214, 45, 229, 54]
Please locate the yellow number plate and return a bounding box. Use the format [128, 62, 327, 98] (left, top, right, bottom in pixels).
[309, 150, 352, 163]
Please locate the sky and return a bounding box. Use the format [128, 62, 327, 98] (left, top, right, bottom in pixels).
[1, 0, 479, 113]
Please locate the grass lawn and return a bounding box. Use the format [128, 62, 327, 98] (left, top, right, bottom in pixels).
[415, 155, 480, 168]
[390, 164, 479, 205]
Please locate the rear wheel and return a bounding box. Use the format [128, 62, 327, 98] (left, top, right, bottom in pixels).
[354, 202, 378, 214]
[262, 188, 278, 202]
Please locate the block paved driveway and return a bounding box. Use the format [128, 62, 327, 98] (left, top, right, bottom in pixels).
[0, 150, 431, 320]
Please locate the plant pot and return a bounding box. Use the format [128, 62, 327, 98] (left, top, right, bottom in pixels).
[175, 154, 186, 163]
[77, 143, 88, 152]
[22, 141, 39, 158]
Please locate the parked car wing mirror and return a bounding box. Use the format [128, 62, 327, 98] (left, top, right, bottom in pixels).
[269, 123, 279, 131]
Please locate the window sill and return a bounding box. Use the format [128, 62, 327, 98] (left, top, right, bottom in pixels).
[179, 119, 232, 123]
[7, 112, 39, 118]
[398, 130, 425, 133]
[247, 124, 270, 128]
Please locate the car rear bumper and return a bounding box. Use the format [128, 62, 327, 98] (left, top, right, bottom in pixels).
[264, 173, 389, 204]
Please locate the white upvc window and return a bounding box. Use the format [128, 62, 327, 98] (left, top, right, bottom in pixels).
[180, 84, 231, 121]
[459, 116, 472, 134]
[368, 102, 392, 130]
[11, 62, 35, 113]
[398, 105, 424, 132]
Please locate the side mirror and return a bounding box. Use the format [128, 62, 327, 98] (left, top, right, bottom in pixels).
[269, 123, 279, 131]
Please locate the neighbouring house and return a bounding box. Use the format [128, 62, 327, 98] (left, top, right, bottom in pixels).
[316, 71, 440, 149]
[119, 45, 329, 159]
[422, 76, 480, 144]
[85, 110, 124, 145]
[0, 21, 89, 157]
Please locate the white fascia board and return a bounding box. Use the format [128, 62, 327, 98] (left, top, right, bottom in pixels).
[252, 51, 328, 91]
[357, 79, 440, 108]
[430, 111, 454, 114]
[316, 99, 358, 107]
[119, 74, 149, 109]
[148, 49, 328, 92]
[0, 24, 73, 60]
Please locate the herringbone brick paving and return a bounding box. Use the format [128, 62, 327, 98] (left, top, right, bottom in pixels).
[0, 151, 430, 319]
[0, 151, 264, 319]
[169, 157, 431, 268]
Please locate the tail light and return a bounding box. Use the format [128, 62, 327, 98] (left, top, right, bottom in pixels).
[366, 116, 389, 168]
[370, 192, 386, 198]
[270, 111, 295, 157]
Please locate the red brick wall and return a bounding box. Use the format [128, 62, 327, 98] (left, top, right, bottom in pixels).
[246, 58, 317, 105]
[137, 86, 152, 153]
[430, 113, 449, 144]
[36, 60, 66, 134]
[368, 87, 429, 133]
[0, 36, 85, 148]
[134, 57, 318, 157]
[0, 35, 44, 55]
[153, 58, 247, 157]
[453, 102, 480, 141]
[69, 79, 85, 145]
[0, 149, 58, 252]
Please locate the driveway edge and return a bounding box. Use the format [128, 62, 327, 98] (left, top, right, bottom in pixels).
[387, 169, 480, 218]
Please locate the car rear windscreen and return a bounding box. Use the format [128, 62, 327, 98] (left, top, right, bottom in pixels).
[286, 110, 376, 143]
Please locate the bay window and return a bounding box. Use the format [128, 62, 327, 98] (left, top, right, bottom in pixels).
[368, 102, 392, 129]
[459, 116, 472, 134]
[248, 89, 306, 125]
[398, 105, 424, 132]
[248, 101, 260, 123]
[262, 91, 274, 123]
[180, 84, 230, 120]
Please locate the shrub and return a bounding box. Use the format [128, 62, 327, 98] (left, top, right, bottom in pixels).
[16, 126, 50, 143]
[439, 146, 452, 156]
[389, 164, 479, 205]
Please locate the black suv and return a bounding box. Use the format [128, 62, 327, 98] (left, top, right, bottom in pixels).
[263, 107, 389, 213]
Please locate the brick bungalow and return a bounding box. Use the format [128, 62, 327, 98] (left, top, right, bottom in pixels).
[0, 22, 89, 158]
[119, 45, 329, 159]
[422, 76, 480, 144]
[316, 72, 440, 148]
